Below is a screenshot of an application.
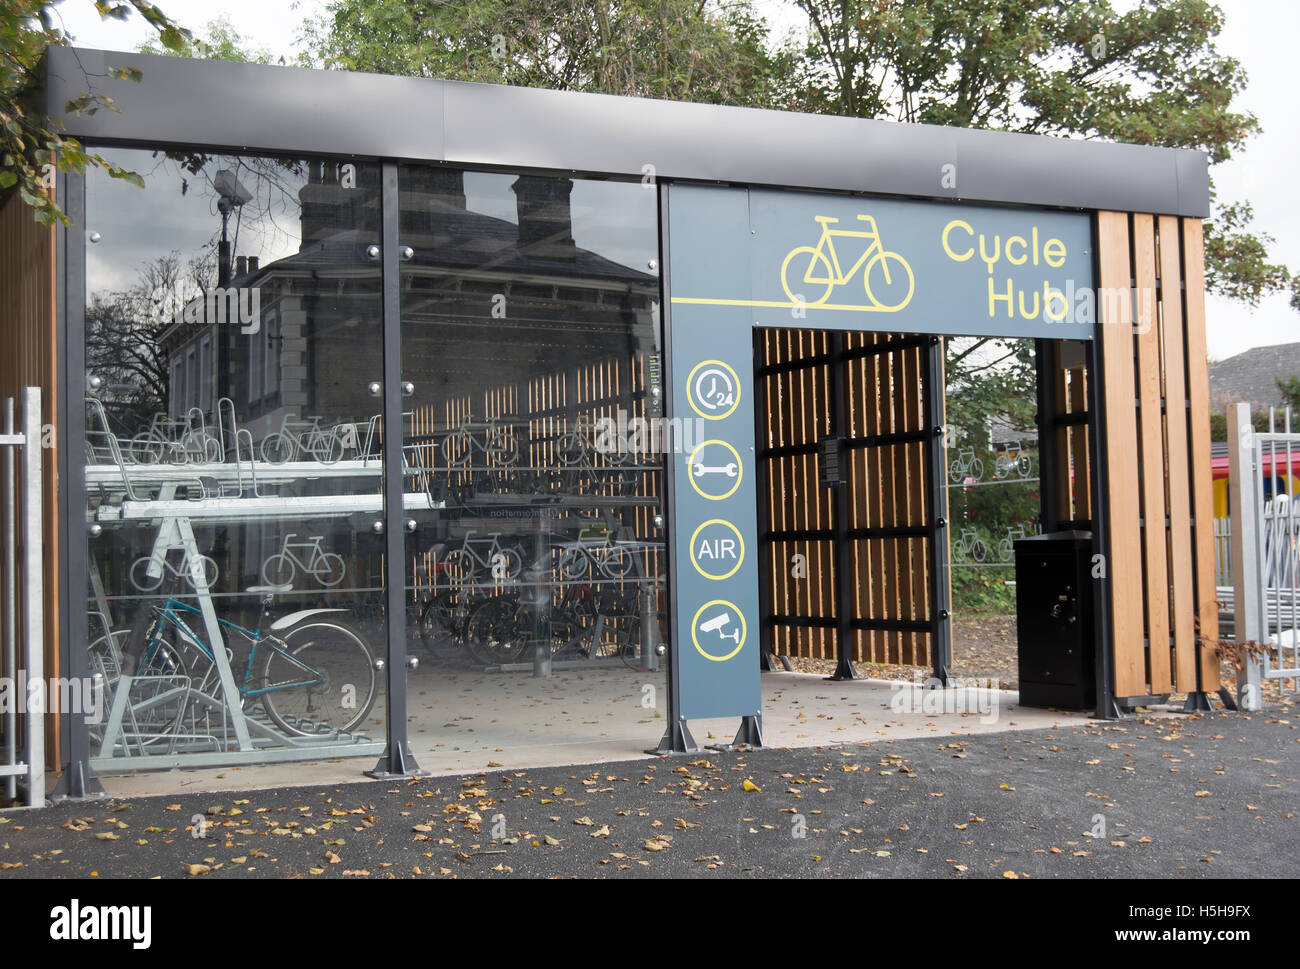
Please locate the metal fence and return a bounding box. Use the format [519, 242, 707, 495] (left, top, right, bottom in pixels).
[0, 388, 44, 806]
[1214, 517, 1231, 587]
[1227, 402, 1300, 706]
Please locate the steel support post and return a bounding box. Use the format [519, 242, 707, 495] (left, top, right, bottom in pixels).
[369, 162, 426, 779]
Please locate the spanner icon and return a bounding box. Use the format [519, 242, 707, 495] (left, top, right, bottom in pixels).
[693, 462, 738, 478]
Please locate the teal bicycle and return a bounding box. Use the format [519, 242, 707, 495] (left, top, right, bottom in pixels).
[91, 588, 377, 738]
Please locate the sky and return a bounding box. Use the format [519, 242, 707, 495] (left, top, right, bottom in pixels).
[52, 0, 1299, 362]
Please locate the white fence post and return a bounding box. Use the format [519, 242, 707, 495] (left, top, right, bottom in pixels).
[1228, 401, 1263, 711]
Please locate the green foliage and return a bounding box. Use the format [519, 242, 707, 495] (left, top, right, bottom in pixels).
[786, 0, 1294, 311]
[1277, 376, 1300, 414]
[302, 0, 792, 107]
[951, 565, 1017, 615]
[0, 1, 189, 226]
[139, 15, 272, 63]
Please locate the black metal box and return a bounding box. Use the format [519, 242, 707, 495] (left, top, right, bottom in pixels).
[1013, 530, 1096, 710]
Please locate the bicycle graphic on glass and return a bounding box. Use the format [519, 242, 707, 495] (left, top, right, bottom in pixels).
[780, 214, 915, 310]
[954, 526, 991, 563]
[261, 534, 347, 588]
[948, 446, 985, 483]
[993, 440, 1034, 479]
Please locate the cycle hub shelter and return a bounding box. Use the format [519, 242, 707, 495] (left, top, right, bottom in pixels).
[0, 46, 1219, 799]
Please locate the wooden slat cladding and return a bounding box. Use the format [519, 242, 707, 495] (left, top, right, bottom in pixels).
[0, 193, 59, 759]
[1097, 212, 1216, 698]
[759, 328, 932, 668]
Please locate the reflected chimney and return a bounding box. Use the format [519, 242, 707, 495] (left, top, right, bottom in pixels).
[512, 176, 575, 261]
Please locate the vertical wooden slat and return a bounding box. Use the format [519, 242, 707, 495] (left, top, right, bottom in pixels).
[1181, 219, 1220, 691]
[1158, 215, 1197, 691]
[1097, 211, 1147, 697]
[1133, 215, 1172, 693]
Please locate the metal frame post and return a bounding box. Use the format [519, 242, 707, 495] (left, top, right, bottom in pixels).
[649, 182, 698, 755]
[20, 388, 45, 804]
[827, 332, 859, 680]
[922, 336, 953, 686]
[1229, 401, 1263, 709]
[1084, 334, 1119, 719]
[369, 161, 425, 778]
[2, 397, 15, 802]
[52, 169, 104, 799]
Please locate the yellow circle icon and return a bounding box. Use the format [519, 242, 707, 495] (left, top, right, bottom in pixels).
[690, 519, 745, 580]
[687, 360, 741, 421]
[691, 600, 747, 662]
[687, 440, 743, 501]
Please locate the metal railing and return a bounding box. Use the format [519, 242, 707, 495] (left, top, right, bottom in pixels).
[0, 388, 44, 806]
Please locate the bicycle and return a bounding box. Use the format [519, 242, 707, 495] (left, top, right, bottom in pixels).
[556, 539, 636, 580]
[948, 447, 985, 483]
[441, 415, 520, 469]
[119, 589, 376, 737]
[555, 417, 638, 491]
[993, 441, 1034, 479]
[129, 548, 220, 593]
[997, 524, 1029, 563]
[443, 531, 524, 583]
[261, 534, 347, 588]
[260, 415, 346, 464]
[955, 527, 990, 563]
[780, 214, 914, 310]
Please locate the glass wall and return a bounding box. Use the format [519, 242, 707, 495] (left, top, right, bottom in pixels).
[398, 165, 667, 762]
[83, 149, 389, 766]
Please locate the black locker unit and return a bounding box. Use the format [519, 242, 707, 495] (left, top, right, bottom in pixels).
[1014, 531, 1096, 709]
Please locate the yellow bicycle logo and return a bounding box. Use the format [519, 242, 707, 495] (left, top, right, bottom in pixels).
[780, 214, 915, 311]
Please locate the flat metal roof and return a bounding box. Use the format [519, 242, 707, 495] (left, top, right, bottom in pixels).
[46, 46, 1209, 217]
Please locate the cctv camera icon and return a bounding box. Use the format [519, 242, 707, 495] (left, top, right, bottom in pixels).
[700, 612, 741, 644]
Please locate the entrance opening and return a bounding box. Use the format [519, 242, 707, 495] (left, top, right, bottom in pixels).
[753, 327, 1094, 735]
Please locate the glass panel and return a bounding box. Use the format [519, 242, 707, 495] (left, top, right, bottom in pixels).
[398, 165, 666, 766]
[84, 150, 389, 767]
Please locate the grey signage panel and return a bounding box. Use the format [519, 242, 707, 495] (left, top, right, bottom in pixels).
[733, 188, 1094, 340]
[667, 186, 761, 721]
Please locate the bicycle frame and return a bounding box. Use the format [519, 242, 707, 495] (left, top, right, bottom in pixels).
[812, 216, 883, 284]
[142, 597, 324, 701]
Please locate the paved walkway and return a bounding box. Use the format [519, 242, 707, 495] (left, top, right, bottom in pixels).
[2, 708, 1294, 878]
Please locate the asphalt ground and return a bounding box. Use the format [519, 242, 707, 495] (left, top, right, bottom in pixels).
[0, 708, 1295, 881]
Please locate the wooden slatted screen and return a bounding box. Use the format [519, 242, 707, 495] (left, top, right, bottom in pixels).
[760, 328, 933, 668]
[0, 192, 60, 759]
[1096, 212, 1218, 698]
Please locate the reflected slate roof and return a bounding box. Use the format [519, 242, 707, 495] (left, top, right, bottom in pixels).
[1208, 342, 1300, 412]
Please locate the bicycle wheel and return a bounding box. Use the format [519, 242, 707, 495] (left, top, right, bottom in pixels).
[464, 596, 531, 666]
[183, 554, 220, 592]
[131, 434, 164, 465]
[261, 552, 298, 588]
[313, 552, 347, 587]
[260, 621, 376, 736]
[260, 431, 296, 465]
[1017, 455, 1033, 478]
[863, 250, 914, 311]
[557, 547, 588, 580]
[441, 427, 473, 468]
[948, 459, 964, 482]
[970, 458, 984, 481]
[599, 545, 636, 579]
[88, 626, 189, 749]
[309, 432, 345, 464]
[129, 556, 166, 593]
[780, 246, 834, 306]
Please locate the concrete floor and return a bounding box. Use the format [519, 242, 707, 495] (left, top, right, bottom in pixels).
[95, 664, 1097, 798]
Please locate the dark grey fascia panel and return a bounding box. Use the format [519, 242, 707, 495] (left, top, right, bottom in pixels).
[46, 46, 1209, 217]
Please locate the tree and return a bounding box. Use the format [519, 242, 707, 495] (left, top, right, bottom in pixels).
[1, 2, 191, 225]
[785, 0, 1298, 312]
[302, 0, 789, 107]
